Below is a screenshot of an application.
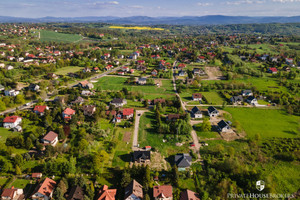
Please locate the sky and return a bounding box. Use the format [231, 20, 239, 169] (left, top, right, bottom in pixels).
[0, 0, 300, 18]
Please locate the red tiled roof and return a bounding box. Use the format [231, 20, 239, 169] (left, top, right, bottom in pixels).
[32, 173, 42, 178]
[43, 131, 58, 142]
[63, 108, 76, 115]
[33, 178, 56, 198]
[180, 190, 200, 200]
[123, 108, 134, 116]
[34, 105, 47, 113]
[1, 188, 17, 199]
[153, 185, 173, 198]
[193, 93, 202, 98]
[269, 67, 278, 72]
[178, 63, 186, 68]
[97, 185, 117, 200]
[3, 116, 21, 123]
[79, 80, 89, 86]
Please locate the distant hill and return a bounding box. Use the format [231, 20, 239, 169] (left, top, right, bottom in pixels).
[0, 15, 300, 25]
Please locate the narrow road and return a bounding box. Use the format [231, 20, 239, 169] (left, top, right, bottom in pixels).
[132, 110, 147, 151]
[0, 100, 38, 115]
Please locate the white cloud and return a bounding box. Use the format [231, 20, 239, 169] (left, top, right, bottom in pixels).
[197, 2, 213, 6]
[272, 0, 300, 2]
[108, 1, 119, 5]
[225, 0, 265, 5]
[129, 5, 144, 8]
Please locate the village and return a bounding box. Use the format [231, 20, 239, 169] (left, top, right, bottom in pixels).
[0, 22, 299, 200]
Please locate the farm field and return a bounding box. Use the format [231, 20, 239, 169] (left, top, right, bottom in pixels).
[40, 30, 83, 43]
[224, 108, 300, 138]
[95, 77, 174, 96]
[55, 66, 83, 75]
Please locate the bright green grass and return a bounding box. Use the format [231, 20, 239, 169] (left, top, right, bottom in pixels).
[202, 92, 225, 105]
[112, 151, 130, 168]
[9, 179, 30, 189]
[0, 177, 8, 186]
[224, 108, 300, 138]
[179, 178, 196, 191]
[96, 77, 174, 94]
[138, 112, 190, 156]
[40, 30, 83, 43]
[0, 128, 12, 144]
[55, 66, 83, 75]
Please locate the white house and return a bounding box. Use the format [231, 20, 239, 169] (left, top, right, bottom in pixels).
[3, 116, 22, 129]
[207, 106, 219, 117]
[4, 90, 20, 96]
[110, 98, 127, 107]
[1, 187, 24, 200]
[31, 178, 57, 200]
[42, 131, 58, 147]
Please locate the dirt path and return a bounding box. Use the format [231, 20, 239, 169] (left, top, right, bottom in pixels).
[132, 110, 148, 150]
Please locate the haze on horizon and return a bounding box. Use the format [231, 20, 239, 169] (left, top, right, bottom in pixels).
[1, 0, 300, 18]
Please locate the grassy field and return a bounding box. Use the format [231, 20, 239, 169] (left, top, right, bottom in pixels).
[224, 108, 300, 138]
[40, 30, 83, 43]
[0, 177, 8, 186]
[0, 128, 12, 144]
[55, 66, 83, 75]
[96, 77, 174, 96]
[109, 26, 165, 31]
[9, 179, 31, 189]
[202, 92, 225, 105]
[138, 112, 190, 156]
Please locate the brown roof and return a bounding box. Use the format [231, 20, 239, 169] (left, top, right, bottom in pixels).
[192, 93, 202, 99]
[67, 186, 84, 200]
[32, 173, 42, 178]
[97, 185, 117, 200]
[167, 114, 181, 121]
[32, 178, 57, 198]
[153, 99, 166, 104]
[1, 188, 17, 199]
[124, 180, 143, 200]
[180, 190, 200, 200]
[153, 185, 173, 198]
[43, 131, 58, 142]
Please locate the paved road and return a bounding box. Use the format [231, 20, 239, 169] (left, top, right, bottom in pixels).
[0, 100, 38, 115]
[132, 110, 148, 151]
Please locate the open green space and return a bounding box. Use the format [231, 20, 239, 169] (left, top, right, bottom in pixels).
[96, 77, 174, 96]
[55, 66, 83, 75]
[0, 128, 12, 144]
[224, 108, 300, 138]
[40, 30, 83, 43]
[9, 178, 31, 189]
[0, 177, 8, 186]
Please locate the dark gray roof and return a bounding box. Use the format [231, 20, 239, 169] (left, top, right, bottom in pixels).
[207, 106, 218, 113]
[138, 77, 147, 81]
[230, 95, 243, 102]
[67, 186, 84, 200]
[175, 153, 192, 168]
[218, 120, 230, 129]
[191, 106, 201, 114]
[133, 151, 150, 161]
[111, 98, 124, 104]
[247, 96, 256, 101]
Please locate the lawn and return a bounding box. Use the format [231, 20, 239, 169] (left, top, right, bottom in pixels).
[0, 177, 8, 186]
[201, 92, 225, 105]
[40, 30, 83, 43]
[55, 66, 83, 75]
[96, 77, 174, 95]
[0, 127, 12, 144]
[224, 108, 300, 138]
[9, 179, 31, 189]
[138, 112, 191, 156]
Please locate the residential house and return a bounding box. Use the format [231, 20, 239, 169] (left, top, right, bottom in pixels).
[110, 98, 127, 107]
[193, 68, 205, 76]
[82, 105, 96, 116]
[167, 114, 181, 122]
[96, 185, 117, 200]
[153, 185, 173, 200]
[122, 108, 134, 119]
[31, 173, 42, 180]
[179, 190, 200, 200]
[67, 186, 84, 200]
[4, 90, 20, 96]
[33, 105, 49, 116]
[71, 96, 85, 105]
[124, 180, 143, 200]
[217, 120, 231, 132]
[47, 73, 58, 80]
[81, 90, 94, 96]
[82, 67, 91, 73]
[197, 56, 206, 63]
[62, 108, 76, 120]
[192, 93, 202, 101]
[28, 83, 40, 91]
[3, 116, 22, 129]
[177, 63, 186, 69]
[190, 106, 202, 119]
[207, 106, 219, 117]
[1, 187, 24, 200]
[5, 65, 14, 70]
[0, 63, 5, 68]
[137, 60, 145, 65]
[31, 178, 57, 200]
[230, 96, 244, 105]
[137, 65, 147, 71]
[174, 153, 192, 170]
[151, 69, 158, 76]
[246, 96, 258, 105]
[241, 90, 253, 96]
[267, 67, 278, 74]
[42, 131, 58, 147]
[153, 98, 166, 105]
[122, 66, 130, 72]
[138, 77, 147, 85]
[78, 80, 94, 89]
[178, 70, 185, 76]
[133, 151, 151, 163]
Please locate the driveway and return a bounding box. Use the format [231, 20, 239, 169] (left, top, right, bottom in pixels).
[132, 110, 148, 150]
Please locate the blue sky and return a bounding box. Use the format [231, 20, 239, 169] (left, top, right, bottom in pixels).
[1, 0, 300, 18]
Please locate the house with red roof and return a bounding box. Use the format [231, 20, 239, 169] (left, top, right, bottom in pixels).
[3, 116, 22, 129]
[153, 185, 173, 200]
[267, 67, 278, 74]
[178, 63, 186, 69]
[1, 186, 24, 200]
[32, 173, 43, 179]
[179, 190, 200, 200]
[122, 108, 134, 119]
[62, 108, 76, 120]
[96, 185, 117, 200]
[33, 105, 49, 116]
[42, 131, 58, 147]
[151, 69, 158, 76]
[151, 55, 160, 59]
[137, 60, 145, 64]
[192, 93, 202, 101]
[122, 66, 129, 72]
[31, 178, 57, 200]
